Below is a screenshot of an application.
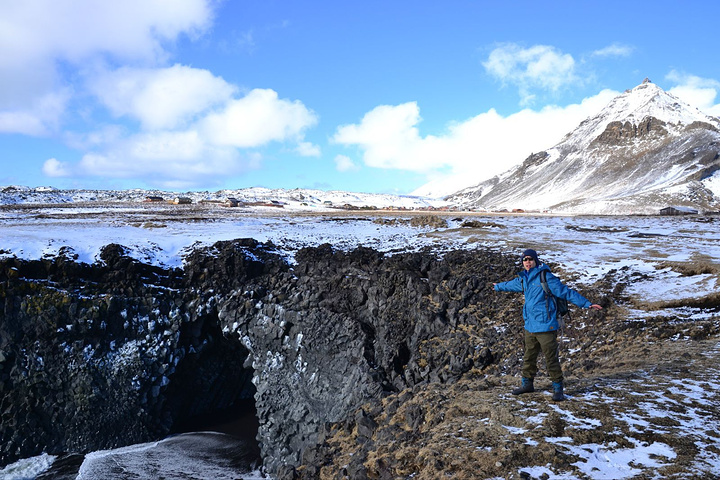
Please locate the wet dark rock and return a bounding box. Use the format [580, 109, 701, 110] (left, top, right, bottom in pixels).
[35, 453, 85, 480]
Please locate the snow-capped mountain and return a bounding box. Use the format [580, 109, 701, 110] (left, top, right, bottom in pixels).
[446, 79, 720, 214]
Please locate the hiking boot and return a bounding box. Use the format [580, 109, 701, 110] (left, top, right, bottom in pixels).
[511, 378, 534, 395]
[552, 381, 565, 401]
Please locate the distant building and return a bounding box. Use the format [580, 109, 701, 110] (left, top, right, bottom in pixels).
[172, 197, 192, 205]
[659, 206, 698, 215]
[143, 196, 164, 202]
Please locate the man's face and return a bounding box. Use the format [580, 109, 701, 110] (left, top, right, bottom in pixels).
[522, 256, 536, 271]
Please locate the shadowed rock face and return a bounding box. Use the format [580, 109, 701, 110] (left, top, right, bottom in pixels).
[185, 241, 530, 475]
[0, 242, 260, 467]
[0, 240, 598, 475]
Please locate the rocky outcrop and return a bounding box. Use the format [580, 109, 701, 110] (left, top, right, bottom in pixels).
[0, 240, 601, 476]
[591, 116, 668, 145]
[183, 241, 529, 475]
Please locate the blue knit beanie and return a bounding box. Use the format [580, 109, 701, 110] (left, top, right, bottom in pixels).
[522, 249, 539, 264]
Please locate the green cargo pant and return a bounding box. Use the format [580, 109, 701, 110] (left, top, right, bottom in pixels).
[522, 330, 563, 383]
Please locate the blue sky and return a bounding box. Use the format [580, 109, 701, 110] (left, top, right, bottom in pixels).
[2, 1, 720, 196]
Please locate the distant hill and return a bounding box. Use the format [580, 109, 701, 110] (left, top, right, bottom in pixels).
[446, 79, 720, 214]
[0, 185, 448, 211]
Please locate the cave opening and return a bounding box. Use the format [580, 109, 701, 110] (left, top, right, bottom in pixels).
[166, 315, 262, 469]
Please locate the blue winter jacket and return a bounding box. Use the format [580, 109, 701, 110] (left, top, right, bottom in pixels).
[494, 263, 592, 333]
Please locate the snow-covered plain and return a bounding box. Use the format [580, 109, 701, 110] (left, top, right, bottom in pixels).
[2, 195, 719, 479]
[8, 201, 716, 319]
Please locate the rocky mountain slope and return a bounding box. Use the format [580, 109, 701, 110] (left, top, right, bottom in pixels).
[447, 79, 720, 214]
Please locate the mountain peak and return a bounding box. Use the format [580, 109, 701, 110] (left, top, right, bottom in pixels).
[445, 81, 720, 214]
[574, 80, 717, 147]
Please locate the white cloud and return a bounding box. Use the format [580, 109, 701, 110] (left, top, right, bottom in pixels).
[0, 0, 214, 131]
[64, 125, 126, 151]
[42, 81, 317, 187]
[127, 130, 205, 160]
[77, 146, 243, 178]
[200, 89, 318, 148]
[483, 43, 579, 105]
[334, 91, 618, 197]
[0, 90, 70, 135]
[42, 158, 71, 177]
[592, 43, 634, 58]
[44, 87, 318, 186]
[334, 155, 359, 172]
[88, 65, 237, 130]
[0, 0, 212, 69]
[296, 141, 321, 157]
[666, 71, 720, 117]
[48, 132, 253, 189]
[333, 102, 446, 171]
[0, 109, 52, 137]
[1, 0, 322, 188]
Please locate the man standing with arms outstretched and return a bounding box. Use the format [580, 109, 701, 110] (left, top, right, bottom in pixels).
[494, 249, 603, 401]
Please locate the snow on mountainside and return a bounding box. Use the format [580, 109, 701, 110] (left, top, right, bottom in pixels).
[447, 79, 720, 214]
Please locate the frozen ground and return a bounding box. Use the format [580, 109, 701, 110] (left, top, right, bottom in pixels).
[1, 200, 719, 479]
[314, 337, 720, 479]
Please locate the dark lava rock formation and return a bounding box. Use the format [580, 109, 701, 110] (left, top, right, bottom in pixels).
[0, 239, 608, 476]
